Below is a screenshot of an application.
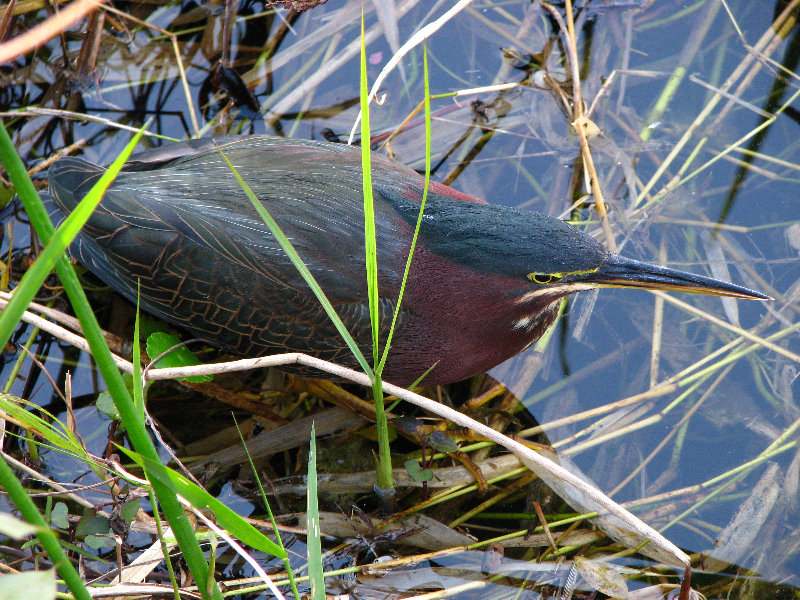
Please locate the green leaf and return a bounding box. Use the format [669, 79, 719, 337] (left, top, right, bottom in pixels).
[404, 459, 433, 482]
[75, 509, 110, 539]
[120, 499, 140, 524]
[122, 448, 285, 558]
[85, 534, 114, 550]
[0, 395, 85, 457]
[96, 391, 121, 420]
[360, 7, 379, 367]
[50, 502, 70, 530]
[215, 147, 373, 380]
[428, 432, 459, 453]
[379, 40, 433, 372]
[307, 423, 324, 600]
[138, 315, 171, 340]
[0, 128, 145, 356]
[0, 570, 56, 600]
[146, 331, 213, 382]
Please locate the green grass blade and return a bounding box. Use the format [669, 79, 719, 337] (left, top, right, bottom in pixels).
[0, 396, 84, 456]
[0, 400, 91, 600]
[306, 423, 324, 600]
[359, 7, 393, 493]
[123, 449, 287, 558]
[379, 40, 432, 372]
[360, 8, 380, 368]
[0, 128, 146, 600]
[0, 130, 142, 352]
[214, 145, 374, 379]
[0, 122, 222, 600]
[132, 284, 145, 415]
[234, 416, 301, 600]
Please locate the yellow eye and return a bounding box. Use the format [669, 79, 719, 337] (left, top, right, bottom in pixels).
[528, 273, 562, 285]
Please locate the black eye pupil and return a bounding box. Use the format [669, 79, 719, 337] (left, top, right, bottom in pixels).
[533, 274, 556, 284]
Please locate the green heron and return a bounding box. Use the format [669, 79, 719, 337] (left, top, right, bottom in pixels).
[47, 136, 768, 387]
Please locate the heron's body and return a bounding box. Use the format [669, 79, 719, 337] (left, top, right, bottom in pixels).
[47, 136, 767, 386]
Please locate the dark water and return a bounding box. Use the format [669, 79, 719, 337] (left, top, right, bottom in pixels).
[2, 0, 800, 597]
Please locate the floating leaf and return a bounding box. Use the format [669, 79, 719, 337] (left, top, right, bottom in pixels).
[50, 502, 69, 530]
[75, 509, 110, 539]
[85, 534, 114, 550]
[574, 556, 628, 599]
[120, 499, 140, 524]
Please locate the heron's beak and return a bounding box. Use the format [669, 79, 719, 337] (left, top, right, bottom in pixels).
[581, 255, 771, 300]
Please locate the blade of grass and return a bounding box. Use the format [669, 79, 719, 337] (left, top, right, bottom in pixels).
[306, 423, 324, 600]
[132, 285, 144, 415]
[0, 131, 141, 351]
[126, 289, 194, 594]
[0, 397, 84, 455]
[146, 487, 182, 599]
[122, 449, 286, 558]
[378, 40, 432, 372]
[214, 135, 392, 492]
[213, 145, 373, 380]
[361, 8, 380, 369]
[358, 6, 394, 493]
[234, 416, 301, 600]
[0, 122, 222, 600]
